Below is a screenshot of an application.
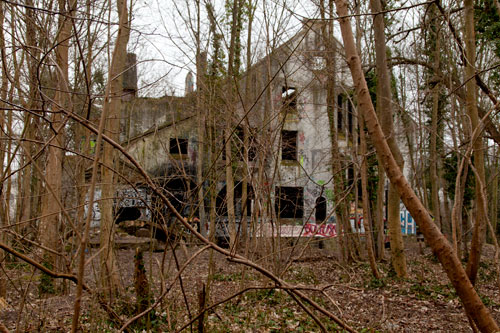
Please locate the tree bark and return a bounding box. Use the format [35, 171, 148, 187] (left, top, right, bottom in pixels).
[99, 0, 130, 296]
[39, 0, 73, 293]
[360, 113, 380, 279]
[429, 2, 442, 232]
[464, 0, 487, 286]
[195, 1, 207, 238]
[333, 0, 499, 330]
[369, 0, 407, 277]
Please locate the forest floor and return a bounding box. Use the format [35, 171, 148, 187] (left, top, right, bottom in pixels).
[2, 235, 500, 332]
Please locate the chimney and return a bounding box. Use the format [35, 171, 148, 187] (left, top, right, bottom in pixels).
[185, 71, 194, 96]
[123, 53, 137, 98]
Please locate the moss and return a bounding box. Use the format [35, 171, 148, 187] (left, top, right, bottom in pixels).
[38, 260, 55, 295]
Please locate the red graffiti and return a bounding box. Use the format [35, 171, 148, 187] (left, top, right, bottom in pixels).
[299, 132, 305, 143]
[303, 223, 337, 237]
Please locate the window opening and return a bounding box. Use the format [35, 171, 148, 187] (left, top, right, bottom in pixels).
[152, 178, 198, 226]
[115, 207, 141, 224]
[315, 196, 327, 222]
[347, 164, 354, 187]
[337, 94, 343, 131]
[282, 86, 297, 110]
[170, 138, 188, 155]
[275, 186, 304, 219]
[348, 100, 353, 134]
[281, 130, 298, 161]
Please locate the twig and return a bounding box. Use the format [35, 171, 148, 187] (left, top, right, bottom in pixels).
[119, 245, 211, 331]
[0, 241, 125, 330]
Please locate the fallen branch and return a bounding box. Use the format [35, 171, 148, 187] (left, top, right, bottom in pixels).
[0, 241, 125, 330]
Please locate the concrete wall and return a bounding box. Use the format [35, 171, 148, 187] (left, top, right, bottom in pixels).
[121, 20, 364, 228]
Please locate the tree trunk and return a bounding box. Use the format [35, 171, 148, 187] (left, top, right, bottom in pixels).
[375, 167, 385, 259]
[369, 0, 407, 277]
[320, 1, 355, 263]
[360, 112, 380, 279]
[464, 0, 487, 286]
[39, 0, 73, 294]
[0, 0, 8, 300]
[429, 2, 442, 231]
[491, 147, 498, 237]
[224, 0, 243, 250]
[195, 1, 207, 237]
[241, 0, 255, 249]
[333, 0, 499, 330]
[99, 0, 130, 296]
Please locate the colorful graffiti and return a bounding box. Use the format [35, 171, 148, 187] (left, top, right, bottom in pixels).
[400, 204, 415, 234]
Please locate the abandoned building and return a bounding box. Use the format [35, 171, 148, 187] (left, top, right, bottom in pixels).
[112, 19, 416, 239]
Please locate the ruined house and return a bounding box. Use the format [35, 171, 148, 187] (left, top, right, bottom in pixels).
[113, 19, 367, 239]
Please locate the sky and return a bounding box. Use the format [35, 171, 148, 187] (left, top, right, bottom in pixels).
[130, 0, 320, 97]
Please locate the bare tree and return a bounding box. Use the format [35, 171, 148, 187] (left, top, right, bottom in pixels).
[99, 0, 131, 296]
[464, 0, 487, 286]
[333, 0, 499, 330]
[369, 0, 407, 277]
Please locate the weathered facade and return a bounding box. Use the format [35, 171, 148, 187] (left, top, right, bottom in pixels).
[118, 20, 358, 235]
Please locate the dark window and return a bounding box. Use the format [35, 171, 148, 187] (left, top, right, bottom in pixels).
[315, 196, 327, 222]
[282, 86, 297, 110]
[275, 186, 303, 218]
[348, 100, 353, 134]
[236, 126, 244, 160]
[170, 138, 188, 155]
[347, 164, 354, 187]
[337, 95, 343, 131]
[282, 130, 297, 161]
[115, 207, 141, 224]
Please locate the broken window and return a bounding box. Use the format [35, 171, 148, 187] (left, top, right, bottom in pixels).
[170, 138, 188, 155]
[282, 86, 297, 110]
[275, 186, 304, 219]
[281, 130, 298, 161]
[337, 95, 344, 131]
[115, 207, 141, 223]
[347, 99, 353, 134]
[347, 164, 354, 187]
[236, 126, 244, 160]
[153, 177, 198, 221]
[315, 196, 327, 222]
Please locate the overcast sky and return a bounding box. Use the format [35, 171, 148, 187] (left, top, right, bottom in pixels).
[129, 0, 322, 96]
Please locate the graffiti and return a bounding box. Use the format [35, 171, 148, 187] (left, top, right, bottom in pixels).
[400, 204, 415, 234]
[262, 223, 337, 237]
[84, 189, 101, 227]
[304, 186, 319, 210]
[299, 132, 305, 143]
[117, 187, 150, 208]
[349, 215, 365, 234]
[303, 223, 337, 237]
[115, 187, 152, 221]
